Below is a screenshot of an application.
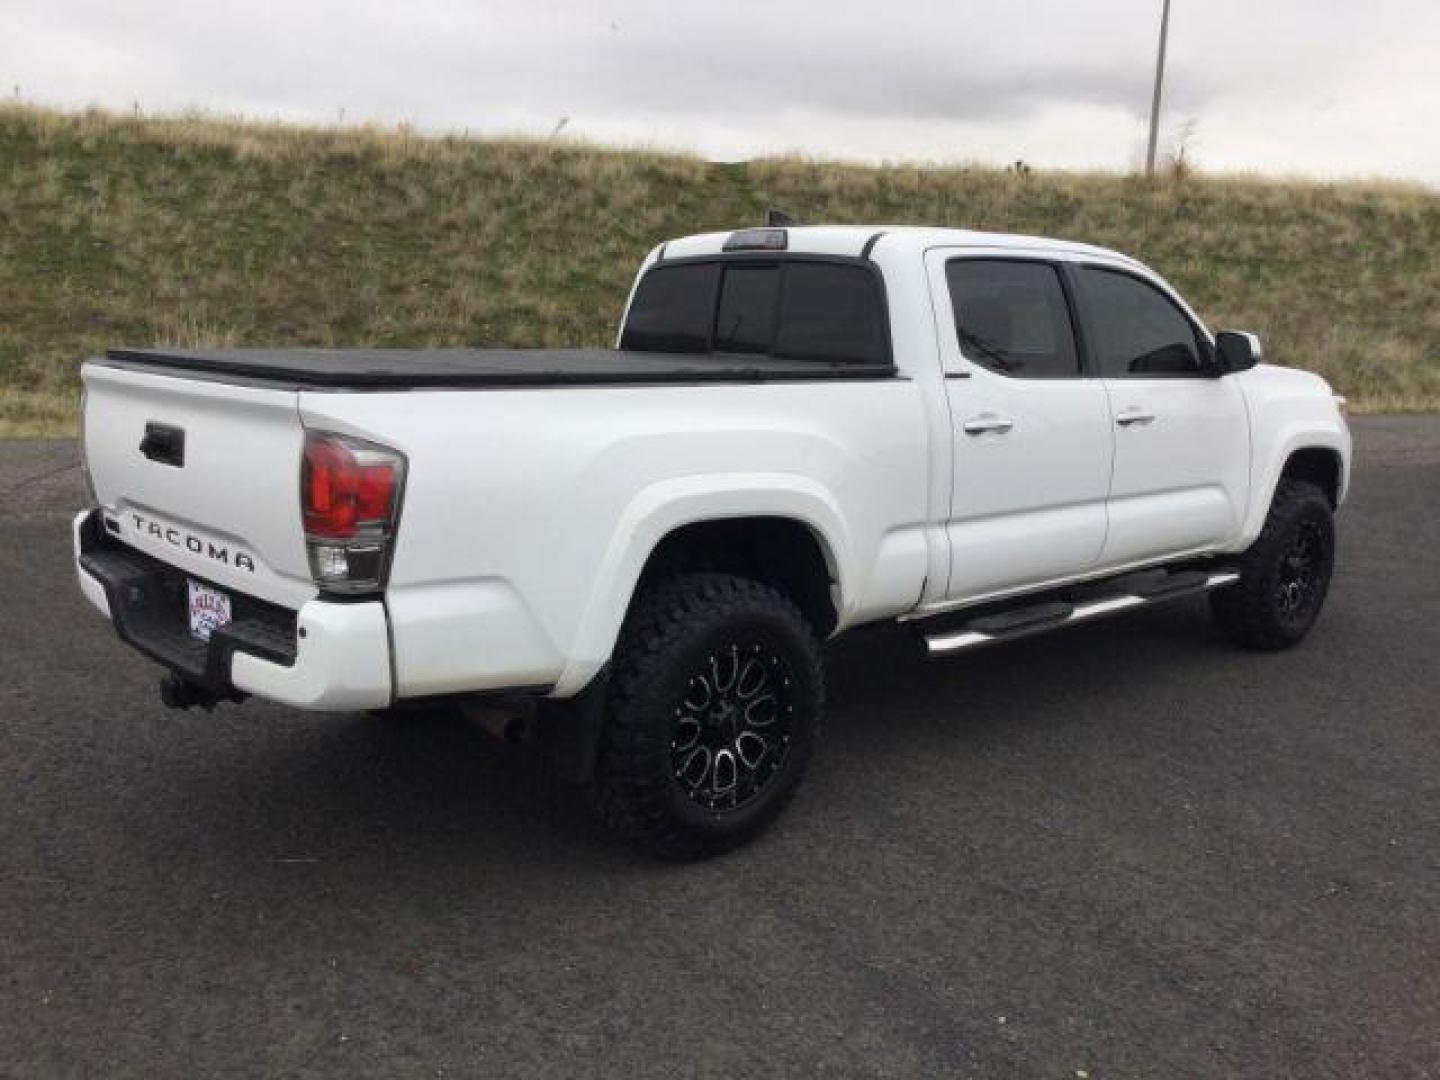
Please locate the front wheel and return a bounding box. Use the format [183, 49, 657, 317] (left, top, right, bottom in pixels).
[589, 573, 824, 859]
[1211, 479, 1336, 650]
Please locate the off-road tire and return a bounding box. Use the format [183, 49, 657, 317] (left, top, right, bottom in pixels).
[1210, 479, 1335, 650]
[589, 572, 823, 859]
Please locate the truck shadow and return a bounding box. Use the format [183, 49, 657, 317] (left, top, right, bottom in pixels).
[131, 597, 1228, 895]
[823, 597, 1227, 735]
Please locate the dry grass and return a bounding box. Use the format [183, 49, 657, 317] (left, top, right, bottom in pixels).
[2, 103, 1436, 434]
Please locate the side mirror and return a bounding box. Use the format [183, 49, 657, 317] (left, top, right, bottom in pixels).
[1214, 330, 1262, 375]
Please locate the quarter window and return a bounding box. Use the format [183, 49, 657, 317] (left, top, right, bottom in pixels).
[1077, 266, 1207, 377]
[945, 260, 1080, 378]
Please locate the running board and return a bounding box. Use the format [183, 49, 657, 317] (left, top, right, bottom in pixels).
[920, 570, 1240, 657]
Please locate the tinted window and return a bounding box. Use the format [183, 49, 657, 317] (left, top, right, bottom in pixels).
[620, 263, 718, 353]
[1078, 267, 1205, 377]
[714, 264, 779, 354]
[945, 260, 1079, 378]
[774, 263, 886, 364]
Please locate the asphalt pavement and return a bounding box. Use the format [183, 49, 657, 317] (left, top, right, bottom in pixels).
[2, 418, 1438, 1078]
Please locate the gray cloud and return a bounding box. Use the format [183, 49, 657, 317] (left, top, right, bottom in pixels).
[3, 0, 1437, 180]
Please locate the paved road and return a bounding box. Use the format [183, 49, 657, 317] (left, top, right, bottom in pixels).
[3, 419, 1438, 1079]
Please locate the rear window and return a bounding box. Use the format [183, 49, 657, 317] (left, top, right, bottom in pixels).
[621, 259, 888, 364]
[619, 263, 718, 353]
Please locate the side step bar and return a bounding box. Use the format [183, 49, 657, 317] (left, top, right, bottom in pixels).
[921, 570, 1240, 657]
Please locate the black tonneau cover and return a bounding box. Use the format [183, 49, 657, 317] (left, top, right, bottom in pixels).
[100, 348, 896, 389]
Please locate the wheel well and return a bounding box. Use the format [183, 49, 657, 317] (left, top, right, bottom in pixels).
[1280, 447, 1342, 507]
[635, 517, 839, 637]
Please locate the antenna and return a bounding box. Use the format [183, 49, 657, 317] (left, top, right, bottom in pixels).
[766, 208, 800, 228]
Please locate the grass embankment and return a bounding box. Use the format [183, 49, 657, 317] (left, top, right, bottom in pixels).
[1, 103, 1436, 434]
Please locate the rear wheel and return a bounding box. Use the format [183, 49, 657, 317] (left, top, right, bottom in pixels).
[1211, 479, 1335, 650]
[589, 572, 823, 859]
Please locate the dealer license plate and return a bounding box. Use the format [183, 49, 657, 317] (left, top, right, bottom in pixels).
[187, 579, 232, 642]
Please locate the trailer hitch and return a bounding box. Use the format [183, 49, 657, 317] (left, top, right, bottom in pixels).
[158, 672, 246, 711]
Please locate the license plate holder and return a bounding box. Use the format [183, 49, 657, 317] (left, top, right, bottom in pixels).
[187, 579, 232, 642]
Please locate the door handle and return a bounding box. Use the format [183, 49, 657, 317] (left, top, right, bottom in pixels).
[962, 414, 1014, 435]
[1114, 409, 1156, 427]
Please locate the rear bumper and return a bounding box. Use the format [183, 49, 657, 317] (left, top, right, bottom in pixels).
[74, 510, 392, 711]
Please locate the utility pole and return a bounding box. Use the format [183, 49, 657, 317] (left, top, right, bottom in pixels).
[1145, 0, 1173, 176]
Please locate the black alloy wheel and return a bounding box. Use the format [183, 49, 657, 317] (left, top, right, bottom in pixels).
[670, 641, 796, 813]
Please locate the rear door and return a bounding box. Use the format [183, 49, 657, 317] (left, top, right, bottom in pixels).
[926, 249, 1113, 601]
[82, 361, 316, 608]
[1070, 263, 1250, 567]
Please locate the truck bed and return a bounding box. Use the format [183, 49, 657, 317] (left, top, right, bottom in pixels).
[100, 347, 897, 389]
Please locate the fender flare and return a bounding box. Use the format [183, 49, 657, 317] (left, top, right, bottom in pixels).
[549, 473, 852, 697]
[1236, 423, 1350, 549]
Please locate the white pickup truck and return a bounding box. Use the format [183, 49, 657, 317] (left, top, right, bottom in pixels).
[75, 224, 1351, 857]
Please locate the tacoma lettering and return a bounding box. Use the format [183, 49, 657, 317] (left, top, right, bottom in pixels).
[129, 512, 255, 572]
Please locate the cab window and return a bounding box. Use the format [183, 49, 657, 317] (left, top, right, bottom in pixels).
[1076, 266, 1208, 377]
[945, 260, 1080, 378]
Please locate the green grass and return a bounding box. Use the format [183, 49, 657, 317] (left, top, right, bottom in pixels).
[2, 103, 1437, 434]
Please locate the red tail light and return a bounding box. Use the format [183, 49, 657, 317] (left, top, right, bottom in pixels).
[302, 433, 401, 538]
[301, 432, 405, 593]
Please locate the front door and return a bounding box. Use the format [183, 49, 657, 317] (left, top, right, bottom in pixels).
[926, 250, 1114, 602]
[1070, 263, 1250, 567]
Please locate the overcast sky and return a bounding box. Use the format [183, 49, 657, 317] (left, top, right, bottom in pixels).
[4, 0, 1439, 183]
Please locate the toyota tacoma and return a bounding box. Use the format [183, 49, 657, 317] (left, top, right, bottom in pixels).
[75, 224, 1352, 857]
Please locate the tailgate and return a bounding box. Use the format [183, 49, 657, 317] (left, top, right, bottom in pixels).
[82, 361, 317, 609]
